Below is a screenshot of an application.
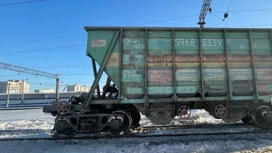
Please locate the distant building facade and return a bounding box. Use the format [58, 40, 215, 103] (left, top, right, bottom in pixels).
[0, 80, 29, 93]
[80, 85, 90, 92]
[34, 89, 55, 93]
[67, 84, 90, 92]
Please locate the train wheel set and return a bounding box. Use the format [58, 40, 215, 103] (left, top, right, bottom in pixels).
[54, 101, 141, 137]
[50, 98, 272, 138]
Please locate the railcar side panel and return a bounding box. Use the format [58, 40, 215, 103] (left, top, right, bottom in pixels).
[85, 27, 272, 102]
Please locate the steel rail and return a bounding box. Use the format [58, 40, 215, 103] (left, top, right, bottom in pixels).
[0, 123, 251, 134]
[0, 130, 271, 141]
[141, 123, 256, 130]
[0, 129, 51, 133]
[0, 128, 271, 141]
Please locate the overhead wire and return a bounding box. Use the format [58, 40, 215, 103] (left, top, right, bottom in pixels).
[227, 0, 234, 12]
[0, 8, 271, 48]
[0, 33, 85, 47]
[0, 44, 86, 56]
[228, 8, 272, 13]
[229, 24, 272, 27]
[216, 0, 234, 27]
[0, 0, 46, 6]
[135, 14, 198, 26]
[29, 65, 90, 68]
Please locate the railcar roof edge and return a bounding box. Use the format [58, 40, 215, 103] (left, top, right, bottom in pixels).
[84, 26, 272, 31]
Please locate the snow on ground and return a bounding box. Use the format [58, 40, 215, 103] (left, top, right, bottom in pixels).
[1, 109, 272, 153]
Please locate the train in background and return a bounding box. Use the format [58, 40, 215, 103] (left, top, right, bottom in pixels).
[44, 27, 272, 137]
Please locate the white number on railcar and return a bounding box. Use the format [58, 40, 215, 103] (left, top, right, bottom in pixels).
[202, 39, 222, 47]
[175, 38, 195, 47]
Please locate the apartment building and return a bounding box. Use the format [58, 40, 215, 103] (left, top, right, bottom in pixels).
[0, 80, 29, 93]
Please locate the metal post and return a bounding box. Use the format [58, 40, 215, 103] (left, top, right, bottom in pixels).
[118, 28, 123, 102]
[199, 29, 204, 100]
[56, 78, 59, 103]
[172, 29, 177, 101]
[224, 30, 232, 100]
[21, 80, 24, 104]
[144, 28, 149, 116]
[6, 83, 10, 108]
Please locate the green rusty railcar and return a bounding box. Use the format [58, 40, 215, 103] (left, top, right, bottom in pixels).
[44, 27, 272, 137]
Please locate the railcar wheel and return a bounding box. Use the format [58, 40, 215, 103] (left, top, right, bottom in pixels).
[253, 106, 272, 130]
[129, 111, 141, 128]
[241, 115, 252, 124]
[215, 105, 227, 118]
[109, 110, 132, 135]
[55, 116, 76, 138]
[178, 106, 191, 118]
[57, 100, 70, 115]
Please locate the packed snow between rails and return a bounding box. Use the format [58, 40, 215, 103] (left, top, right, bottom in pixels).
[1, 109, 272, 153]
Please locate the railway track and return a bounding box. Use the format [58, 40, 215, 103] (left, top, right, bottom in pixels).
[0, 129, 271, 141]
[0, 107, 43, 110]
[0, 123, 269, 141]
[0, 129, 51, 134]
[141, 123, 256, 130]
[0, 123, 253, 135]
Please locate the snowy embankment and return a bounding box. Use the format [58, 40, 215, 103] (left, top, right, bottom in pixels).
[0, 109, 272, 153]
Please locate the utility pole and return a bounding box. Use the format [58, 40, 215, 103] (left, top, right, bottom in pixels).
[6, 83, 10, 108]
[21, 80, 25, 105]
[0, 62, 60, 104]
[198, 0, 212, 28]
[56, 78, 59, 103]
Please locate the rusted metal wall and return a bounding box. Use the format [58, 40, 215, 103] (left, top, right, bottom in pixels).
[85, 27, 272, 102]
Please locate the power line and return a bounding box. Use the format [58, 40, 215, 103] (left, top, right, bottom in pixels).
[29, 65, 90, 68]
[216, 20, 224, 28]
[1, 8, 271, 47]
[214, 8, 272, 13]
[0, 73, 94, 77]
[229, 23, 272, 28]
[0, 44, 86, 56]
[227, 0, 234, 12]
[0, 0, 46, 6]
[0, 33, 85, 47]
[135, 8, 272, 26]
[135, 14, 197, 26]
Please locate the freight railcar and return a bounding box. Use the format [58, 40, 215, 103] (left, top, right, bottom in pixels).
[43, 27, 272, 137]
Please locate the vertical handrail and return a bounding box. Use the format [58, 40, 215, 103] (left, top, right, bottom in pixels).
[118, 29, 123, 102]
[199, 29, 205, 100]
[224, 30, 232, 100]
[172, 29, 177, 101]
[144, 29, 149, 115]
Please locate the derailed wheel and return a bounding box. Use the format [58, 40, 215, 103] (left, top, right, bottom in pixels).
[55, 116, 76, 138]
[109, 110, 132, 135]
[253, 106, 272, 130]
